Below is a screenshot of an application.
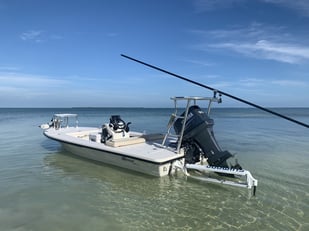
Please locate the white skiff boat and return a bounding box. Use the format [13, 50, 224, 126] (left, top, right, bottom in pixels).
[41, 96, 258, 194]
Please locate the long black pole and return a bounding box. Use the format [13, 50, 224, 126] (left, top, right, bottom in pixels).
[121, 54, 309, 129]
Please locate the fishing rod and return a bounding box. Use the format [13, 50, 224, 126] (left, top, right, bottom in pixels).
[121, 54, 309, 129]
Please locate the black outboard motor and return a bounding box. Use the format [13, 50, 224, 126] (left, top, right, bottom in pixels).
[174, 105, 240, 169]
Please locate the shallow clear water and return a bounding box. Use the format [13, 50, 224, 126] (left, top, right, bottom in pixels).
[0, 107, 308, 230]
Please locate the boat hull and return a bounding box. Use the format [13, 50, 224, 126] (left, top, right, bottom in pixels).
[61, 142, 173, 177]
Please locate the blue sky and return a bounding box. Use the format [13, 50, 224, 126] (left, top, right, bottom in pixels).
[0, 0, 309, 107]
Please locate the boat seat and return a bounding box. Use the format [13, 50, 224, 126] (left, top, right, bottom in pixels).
[105, 137, 146, 147]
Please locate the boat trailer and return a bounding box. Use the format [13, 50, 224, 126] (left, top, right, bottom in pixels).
[185, 164, 258, 195]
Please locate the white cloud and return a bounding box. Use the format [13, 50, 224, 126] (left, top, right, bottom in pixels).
[192, 23, 309, 64]
[20, 30, 44, 42]
[193, 0, 244, 12]
[210, 81, 233, 89]
[203, 23, 287, 41]
[184, 59, 215, 67]
[239, 78, 308, 88]
[0, 72, 77, 107]
[50, 34, 64, 40]
[207, 77, 307, 94]
[239, 78, 264, 87]
[263, 0, 309, 16]
[0, 72, 70, 90]
[194, 0, 309, 16]
[20, 30, 63, 42]
[209, 40, 309, 64]
[0, 66, 20, 71]
[271, 79, 308, 87]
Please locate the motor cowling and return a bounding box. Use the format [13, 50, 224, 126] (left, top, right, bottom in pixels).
[174, 105, 239, 169]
